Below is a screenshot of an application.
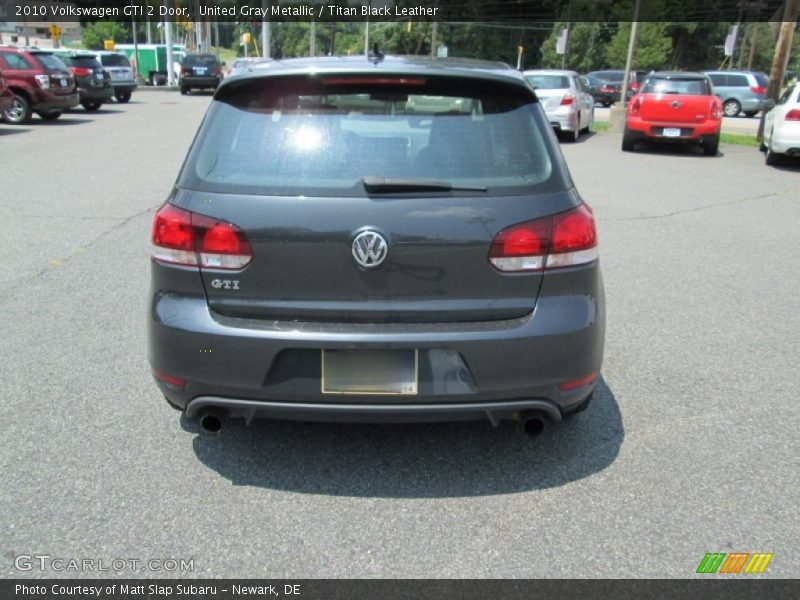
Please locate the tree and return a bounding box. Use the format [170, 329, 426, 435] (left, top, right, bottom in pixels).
[604, 22, 671, 70]
[82, 22, 129, 50]
[539, 23, 611, 71]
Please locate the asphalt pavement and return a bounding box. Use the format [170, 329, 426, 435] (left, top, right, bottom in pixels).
[1, 91, 798, 578]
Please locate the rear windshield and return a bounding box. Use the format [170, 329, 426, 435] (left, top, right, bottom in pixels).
[525, 75, 570, 90]
[180, 75, 563, 197]
[754, 73, 769, 87]
[184, 55, 218, 67]
[100, 54, 130, 67]
[71, 56, 101, 69]
[32, 53, 68, 71]
[591, 71, 623, 82]
[641, 77, 710, 95]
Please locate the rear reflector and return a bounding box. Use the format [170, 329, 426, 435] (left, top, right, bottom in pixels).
[489, 204, 597, 272]
[152, 369, 186, 389]
[151, 203, 253, 270]
[558, 372, 598, 391]
[786, 109, 800, 121]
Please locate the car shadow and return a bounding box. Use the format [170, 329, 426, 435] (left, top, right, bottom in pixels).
[187, 377, 623, 498]
[0, 126, 31, 136]
[768, 157, 800, 170]
[632, 141, 724, 158]
[573, 130, 598, 144]
[34, 117, 93, 126]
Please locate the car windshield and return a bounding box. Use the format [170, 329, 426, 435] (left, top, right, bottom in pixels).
[33, 53, 68, 71]
[180, 75, 562, 197]
[100, 54, 130, 67]
[185, 55, 218, 67]
[525, 75, 570, 89]
[642, 77, 709, 95]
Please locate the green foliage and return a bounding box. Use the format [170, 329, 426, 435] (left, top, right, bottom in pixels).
[604, 22, 671, 69]
[539, 23, 610, 71]
[82, 22, 129, 50]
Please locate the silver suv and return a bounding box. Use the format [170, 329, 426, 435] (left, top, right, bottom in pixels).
[705, 70, 769, 117]
[93, 51, 137, 103]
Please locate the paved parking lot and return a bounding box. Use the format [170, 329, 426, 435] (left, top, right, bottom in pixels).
[1, 91, 798, 578]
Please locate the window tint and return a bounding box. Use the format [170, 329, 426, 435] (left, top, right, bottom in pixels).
[2, 53, 33, 70]
[754, 73, 769, 87]
[708, 73, 727, 86]
[181, 76, 561, 197]
[33, 53, 68, 71]
[777, 86, 793, 105]
[728, 74, 749, 87]
[100, 54, 130, 67]
[641, 77, 709, 95]
[184, 55, 218, 67]
[525, 75, 570, 89]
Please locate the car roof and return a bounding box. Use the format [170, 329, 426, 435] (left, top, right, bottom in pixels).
[523, 69, 578, 77]
[224, 55, 526, 89]
[647, 71, 709, 79]
[52, 50, 97, 57]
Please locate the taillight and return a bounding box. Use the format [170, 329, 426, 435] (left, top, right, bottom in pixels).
[560, 93, 575, 106]
[785, 109, 800, 121]
[710, 100, 722, 120]
[488, 205, 597, 272]
[34, 74, 50, 89]
[70, 66, 90, 77]
[630, 95, 643, 116]
[600, 85, 613, 93]
[151, 203, 253, 270]
[750, 85, 766, 95]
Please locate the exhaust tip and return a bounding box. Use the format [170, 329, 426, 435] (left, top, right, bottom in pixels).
[199, 408, 227, 433]
[520, 411, 546, 436]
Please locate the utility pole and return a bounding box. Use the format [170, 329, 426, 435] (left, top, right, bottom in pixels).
[430, 22, 438, 57]
[747, 23, 759, 70]
[261, 0, 271, 58]
[165, 0, 174, 86]
[310, 19, 316, 56]
[758, 0, 799, 142]
[620, 0, 642, 107]
[364, 0, 370, 55]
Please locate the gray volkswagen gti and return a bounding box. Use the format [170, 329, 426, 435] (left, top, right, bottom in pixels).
[148, 55, 605, 435]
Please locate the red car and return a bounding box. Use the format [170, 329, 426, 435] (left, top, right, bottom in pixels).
[622, 72, 722, 156]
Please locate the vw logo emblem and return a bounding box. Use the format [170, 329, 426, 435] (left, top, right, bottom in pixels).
[352, 230, 388, 268]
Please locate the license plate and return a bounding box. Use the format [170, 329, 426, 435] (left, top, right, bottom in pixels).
[322, 349, 418, 395]
[194, 67, 206, 75]
[60, 79, 67, 87]
[663, 127, 681, 137]
[115, 71, 126, 79]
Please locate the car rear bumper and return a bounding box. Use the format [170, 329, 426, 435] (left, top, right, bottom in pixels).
[78, 86, 114, 103]
[180, 76, 221, 88]
[33, 92, 80, 112]
[110, 81, 137, 92]
[627, 117, 720, 140]
[149, 262, 605, 423]
[546, 108, 580, 133]
[769, 125, 800, 154]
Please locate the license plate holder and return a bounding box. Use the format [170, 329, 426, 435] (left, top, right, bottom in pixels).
[322, 349, 418, 395]
[663, 127, 681, 137]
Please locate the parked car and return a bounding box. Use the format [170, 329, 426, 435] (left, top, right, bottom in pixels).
[584, 73, 615, 106]
[149, 56, 605, 435]
[622, 72, 722, 156]
[179, 53, 222, 94]
[51, 50, 113, 111]
[0, 47, 79, 123]
[226, 57, 271, 77]
[588, 69, 648, 103]
[93, 51, 137, 103]
[704, 70, 769, 117]
[762, 83, 800, 166]
[0, 68, 13, 116]
[523, 69, 594, 142]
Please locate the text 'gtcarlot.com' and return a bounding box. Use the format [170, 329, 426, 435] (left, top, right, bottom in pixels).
[13, 554, 194, 573]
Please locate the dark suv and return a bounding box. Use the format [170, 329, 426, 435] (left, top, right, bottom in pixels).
[149, 56, 605, 435]
[52, 50, 113, 111]
[0, 47, 79, 123]
[588, 69, 648, 103]
[179, 53, 222, 95]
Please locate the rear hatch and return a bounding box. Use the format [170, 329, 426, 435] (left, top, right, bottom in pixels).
[31, 52, 74, 95]
[183, 55, 219, 78]
[99, 54, 134, 82]
[176, 73, 573, 323]
[638, 75, 714, 123]
[68, 55, 109, 89]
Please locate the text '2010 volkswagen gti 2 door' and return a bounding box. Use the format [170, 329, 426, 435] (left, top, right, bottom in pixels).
[148, 56, 605, 435]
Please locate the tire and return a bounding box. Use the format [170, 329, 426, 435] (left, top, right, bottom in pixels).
[180, 86, 189, 95]
[621, 127, 637, 152]
[703, 133, 720, 157]
[582, 108, 594, 133]
[765, 145, 782, 166]
[38, 111, 62, 121]
[564, 392, 594, 419]
[149, 73, 158, 86]
[81, 101, 101, 112]
[115, 92, 131, 103]
[3, 93, 32, 124]
[723, 99, 741, 117]
[744, 111, 757, 118]
[561, 127, 579, 143]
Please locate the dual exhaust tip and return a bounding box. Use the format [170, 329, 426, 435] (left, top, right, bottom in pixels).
[196, 407, 548, 436]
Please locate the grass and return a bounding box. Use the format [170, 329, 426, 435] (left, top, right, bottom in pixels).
[592, 121, 759, 147]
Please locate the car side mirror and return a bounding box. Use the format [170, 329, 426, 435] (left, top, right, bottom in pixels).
[763, 99, 776, 111]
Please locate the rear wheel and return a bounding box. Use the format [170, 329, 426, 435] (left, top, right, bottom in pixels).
[621, 127, 637, 152]
[723, 99, 741, 117]
[180, 86, 189, 95]
[115, 92, 131, 103]
[561, 127, 579, 143]
[3, 93, 32, 124]
[39, 111, 62, 121]
[703, 133, 720, 157]
[582, 108, 594, 132]
[149, 73, 158, 86]
[82, 101, 101, 112]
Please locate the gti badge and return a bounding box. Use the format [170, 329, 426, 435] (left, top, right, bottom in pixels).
[210, 279, 240, 290]
[352, 230, 388, 268]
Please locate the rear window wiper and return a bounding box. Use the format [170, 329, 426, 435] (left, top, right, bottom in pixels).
[363, 176, 486, 194]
